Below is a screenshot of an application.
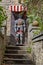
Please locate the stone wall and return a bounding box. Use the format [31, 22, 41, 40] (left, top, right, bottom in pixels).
[28, 25, 43, 65]
[0, 26, 7, 65]
[0, 35, 4, 65]
[32, 33, 43, 65]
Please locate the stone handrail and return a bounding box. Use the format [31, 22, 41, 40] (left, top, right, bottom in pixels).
[32, 32, 43, 43]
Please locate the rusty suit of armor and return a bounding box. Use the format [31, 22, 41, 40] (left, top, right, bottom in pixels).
[14, 19, 26, 45]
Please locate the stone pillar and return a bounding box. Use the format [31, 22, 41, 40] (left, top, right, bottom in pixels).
[6, 9, 11, 36]
[2, 3, 11, 36]
[28, 24, 32, 47]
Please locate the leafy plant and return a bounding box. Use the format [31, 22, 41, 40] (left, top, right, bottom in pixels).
[24, 0, 43, 32]
[0, 6, 7, 27]
[0, 0, 2, 2]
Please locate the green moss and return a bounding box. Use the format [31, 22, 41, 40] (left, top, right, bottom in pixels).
[27, 47, 32, 53]
[33, 30, 40, 36]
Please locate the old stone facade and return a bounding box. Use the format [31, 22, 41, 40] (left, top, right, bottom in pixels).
[0, 0, 19, 36]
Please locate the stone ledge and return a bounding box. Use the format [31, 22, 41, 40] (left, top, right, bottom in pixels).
[29, 26, 40, 32]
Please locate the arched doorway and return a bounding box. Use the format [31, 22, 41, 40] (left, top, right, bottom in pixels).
[9, 4, 28, 46]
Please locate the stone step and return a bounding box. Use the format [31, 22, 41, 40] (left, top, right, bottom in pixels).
[6, 45, 28, 48]
[5, 50, 28, 54]
[4, 53, 28, 56]
[4, 53, 28, 59]
[5, 49, 28, 54]
[5, 50, 28, 52]
[4, 54, 28, 59]
[3, 63, 33, 65]
[3, 60, 33, 65]
[4, 58, 30, 61]
[3, 59, 33, 65]
[4, 55, 28, 59]
[6, 47, 21, 50]
[6, 46, 28, 50]
[5, 51, 27, 54]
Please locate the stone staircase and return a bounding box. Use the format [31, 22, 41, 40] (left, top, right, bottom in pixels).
[2, 44, 34, 65]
